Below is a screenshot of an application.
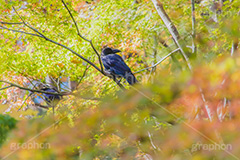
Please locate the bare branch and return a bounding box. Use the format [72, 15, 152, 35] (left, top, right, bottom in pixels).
[0, 80, 102, 102]
[0, 85, 12, 91]
[77, 65, 90, 86]
[151, 0, 214, 121]
[9, 6, 125, 90]
[61, 0, 104, 72]
[90, 40, 104, 72]
[0, 25, 42, 38]
[18, 92, 33, 111]
[0, 80, 67, 96]
[0, 22, 24, 25]
[61, 0, 89, 42]
[12, 6, 102, 73]
[35, 103, 49, 109]
[134, 48, 180, 74]
[151, 0, 192, 71]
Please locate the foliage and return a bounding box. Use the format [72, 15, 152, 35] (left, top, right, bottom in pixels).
[0, 114, 17, 147]
[0, 0, 240, 159]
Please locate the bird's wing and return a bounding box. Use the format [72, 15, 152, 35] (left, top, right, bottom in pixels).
[101, 56, 111, 70]
[106, 54, 131, 76]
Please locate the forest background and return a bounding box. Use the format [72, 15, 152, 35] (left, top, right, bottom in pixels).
[0, 0, 240, 159]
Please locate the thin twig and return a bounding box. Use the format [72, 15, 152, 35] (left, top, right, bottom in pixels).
[0, 80, 67, 96]
[10, 6, 125, 90]
[12, 6, 102, 73]
[35, 103, 49, 109]
[117, 77, 123, 84]
[7, 65, 40, 90]
[18, 82, 40, 111]
[61, 0, 88, 41]
[61, 0, 104, 72]
[0, 85, 12, 91]
[134, 48, 180, 74]
[0, 22, 23, 25]
[151, 0, 214, 122]
[77, 65, 90, 85]
[90, 40, 104, 72]
[0, 25, 42, 37]
[151, 0, 192, 71]
[18, 92, 33, 111]
[0, 80, 101, 101]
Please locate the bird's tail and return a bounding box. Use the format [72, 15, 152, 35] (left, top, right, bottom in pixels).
[125, 72, 138, 85]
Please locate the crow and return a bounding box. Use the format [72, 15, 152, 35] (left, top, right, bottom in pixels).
[41, 87, 61, 104]
[101, 47, 138, 85]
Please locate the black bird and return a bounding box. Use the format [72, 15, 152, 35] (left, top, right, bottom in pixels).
[41, 87, 61, 104]
[101, 47, 138, 85]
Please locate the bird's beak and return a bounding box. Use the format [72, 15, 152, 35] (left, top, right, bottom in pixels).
[112, 49, 121, 53]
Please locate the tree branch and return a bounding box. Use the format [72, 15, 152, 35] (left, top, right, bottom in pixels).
[0, 25, 42, 38]
[34, 103, 49, 109]
[10, 6, 125, 90]
[12, 6, 102, 73]
[191, 0, 197, 54]
[134, 48, 180, 74]
[151, 0, 192, 70]
[0, 22, 23, 25]
[0, 80, 103, 102]
[77, 65, 90, 86]
[18, 92, 33, 111]
[0, 85, 12, 91]
[0, 80, 67, 96]
[61, 0, 104, 73]
[151, 0, 213, 121]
